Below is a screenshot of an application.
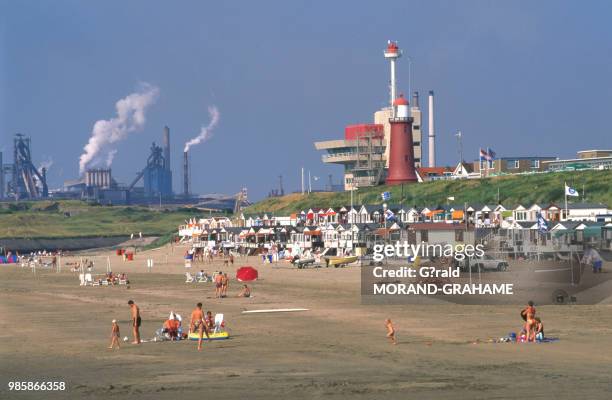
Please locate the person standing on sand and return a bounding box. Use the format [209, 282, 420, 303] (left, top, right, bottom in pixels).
[221, 273, 229, 298]
[190, 302, 210, 351]
[385, 319, 396, 345]
[128, 300, 141, 344]
[521, 301, 536, 342]
[214, 272, 223, 298]
[109, 319, 121, 349]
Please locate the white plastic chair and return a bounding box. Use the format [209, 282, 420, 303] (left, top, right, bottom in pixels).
[213, 313, 224, 333]
[185, 272, 194, 283]
[84, 273, 93, 286]
[79, 273, 85, 286]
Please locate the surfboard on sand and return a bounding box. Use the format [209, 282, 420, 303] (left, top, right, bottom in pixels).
[242, 308, 309, 314]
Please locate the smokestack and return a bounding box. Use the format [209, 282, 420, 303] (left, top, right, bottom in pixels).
[428, 90, 436, 168]
[163, 126, 170, 171]
[0, 151, 4, 198]
[412, 91, 419, 108]
[183, 151, 189, 197]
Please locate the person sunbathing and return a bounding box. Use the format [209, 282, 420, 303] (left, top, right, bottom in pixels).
[237, 284, 251, 298]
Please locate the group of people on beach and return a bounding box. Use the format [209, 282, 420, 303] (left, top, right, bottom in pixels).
[108, 299, 142, 349]
[108, 300, 228, 351]
[520, 301, 544, 342]
[214, 272, 230, 298]
[189, 247, 235, 265]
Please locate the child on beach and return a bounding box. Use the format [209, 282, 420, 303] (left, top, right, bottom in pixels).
[385, 319, 396, 345]
[534, 317, 544, 341]
[109, 320, 120, 349]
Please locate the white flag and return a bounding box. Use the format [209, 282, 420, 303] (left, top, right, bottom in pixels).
[565, 184, 579, 197]
[447, 196, 455, 201]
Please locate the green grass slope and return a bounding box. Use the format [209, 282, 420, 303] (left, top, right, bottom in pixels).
[246, 170, 612, 215]
[0, 201, 203, 239]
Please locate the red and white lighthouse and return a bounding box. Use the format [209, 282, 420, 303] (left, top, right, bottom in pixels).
[386, 94, 418, 185]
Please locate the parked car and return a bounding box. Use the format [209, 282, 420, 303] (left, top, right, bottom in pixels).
[457, 255, 509, 272]
[472, 254, 509, 271]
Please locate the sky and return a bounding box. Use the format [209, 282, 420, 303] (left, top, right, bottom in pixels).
[1, 1, 611, 201]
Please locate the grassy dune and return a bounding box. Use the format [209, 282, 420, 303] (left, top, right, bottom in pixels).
[246, 170, 612, 214]
[0, 201, 202, 239]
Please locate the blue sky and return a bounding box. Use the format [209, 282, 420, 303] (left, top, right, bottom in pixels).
[1, 1, 611, 200]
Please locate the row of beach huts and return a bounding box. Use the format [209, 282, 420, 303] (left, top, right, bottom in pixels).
[178, 202, 612, 259]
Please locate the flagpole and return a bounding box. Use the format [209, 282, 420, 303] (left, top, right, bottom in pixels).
[564, 182, 568, 221]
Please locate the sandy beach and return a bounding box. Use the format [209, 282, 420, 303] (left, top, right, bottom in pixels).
[1, 244, 611, 399]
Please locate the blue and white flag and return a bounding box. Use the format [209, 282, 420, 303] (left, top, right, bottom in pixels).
[381, 191, 391, 201]
[385, 208, 396, 221]
[565, 184, 579, 197]
[479, 148, 488, 161]
[487, 148, 496, 161]
[536, 212, 548, 234]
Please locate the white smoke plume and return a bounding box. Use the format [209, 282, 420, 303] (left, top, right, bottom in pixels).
[79, 83, 159, 174]
[38, 156, 54, 174]
[184, 106, 220, 152]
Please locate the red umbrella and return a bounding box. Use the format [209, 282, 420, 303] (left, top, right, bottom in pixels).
[236, 266, 258, 282]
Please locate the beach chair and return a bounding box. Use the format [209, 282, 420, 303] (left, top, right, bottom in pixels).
[185, 272, 194, 283]
[79, 273, 85, 286]
[213, 313, 224, 334]
[197, 274, 209, 283]
[102, 279, 109, 286]
[119, 277, 127, 285]
[84, 273, 94, 286]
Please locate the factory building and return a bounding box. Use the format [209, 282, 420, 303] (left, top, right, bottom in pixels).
[542, 150, 612, 172]
[141, 142, 173, 197]
[0, 134, 48, 200]
[314, 41, 424, 190]
[59, 126, 174, 204]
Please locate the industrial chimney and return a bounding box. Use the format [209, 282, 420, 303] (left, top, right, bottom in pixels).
[163, 126, 171, 171]
[386, 94, 418, 185]
[183, 151, 189, 197]
[428, 90, 436, 168]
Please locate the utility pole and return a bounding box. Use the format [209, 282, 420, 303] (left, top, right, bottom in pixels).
[308, 170, 312, 194]
[279, 175, 284, 196]
[455, 130, 463, 166]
